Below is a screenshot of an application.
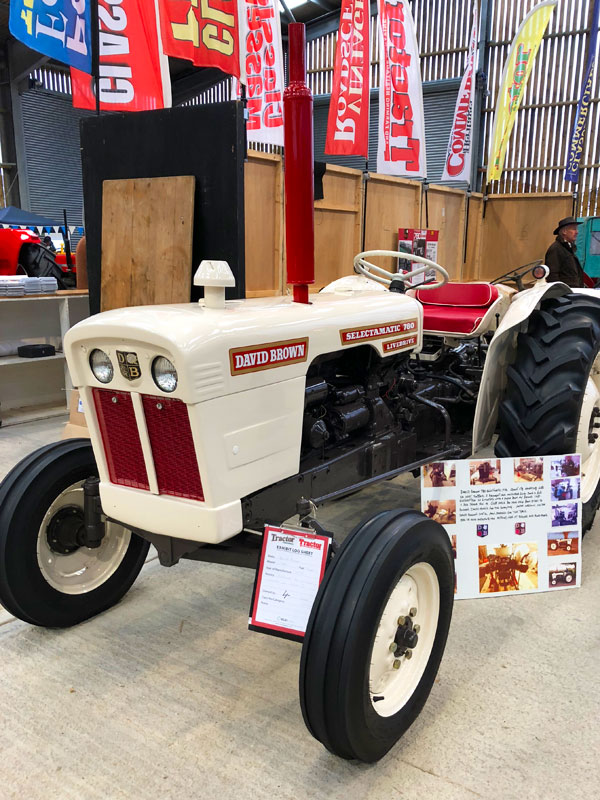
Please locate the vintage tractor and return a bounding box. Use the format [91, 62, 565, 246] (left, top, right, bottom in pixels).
[2, 25, 600, 763]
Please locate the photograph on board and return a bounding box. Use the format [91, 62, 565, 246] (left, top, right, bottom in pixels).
[478, 542, 538, 593]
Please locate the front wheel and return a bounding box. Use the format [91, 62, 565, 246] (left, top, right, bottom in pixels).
[495, 293, 600, 532]
[299, 509, 454, 762]
[0, 439, 149, 627]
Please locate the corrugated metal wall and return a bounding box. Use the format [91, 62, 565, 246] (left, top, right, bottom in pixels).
[19, 84, 92, 226]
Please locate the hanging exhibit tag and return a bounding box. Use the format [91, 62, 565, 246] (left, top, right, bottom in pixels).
[376, 0, 426, 178]
[241, 0, 285, 146]
[158, 0, 241, 78]
[486, 0, 556, 184]
[9, 0, 92, 74]
[421, 454, 582, 599]
[441, 3, 478, 183]
[325, 0, 370, 157]
[249, 525, 331, 641]
[71, 0, 171, 111]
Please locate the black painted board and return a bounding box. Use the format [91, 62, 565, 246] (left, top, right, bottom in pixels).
[80, 101, 246, 315]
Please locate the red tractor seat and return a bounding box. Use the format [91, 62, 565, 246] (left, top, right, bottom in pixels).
[415, 283, 501, 336]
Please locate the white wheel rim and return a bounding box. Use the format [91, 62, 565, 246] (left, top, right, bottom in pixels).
[576, 351, 600, 503]
[36, 480, 131, 595]
[369, 562, 440, 717]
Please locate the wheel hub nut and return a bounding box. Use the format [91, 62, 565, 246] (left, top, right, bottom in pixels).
[409, 607, 417, 617]
[397, 615, 406, 626]
[393, 660, 401, 670]
[413, 624, 420, 634]
[405, 650, 413, 660]
[389, 642, 397, 653]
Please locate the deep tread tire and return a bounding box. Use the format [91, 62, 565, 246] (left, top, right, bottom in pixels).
[495, 293, 600, 532]
[299, 509, 454, 762]
[0, 439, 149, 627]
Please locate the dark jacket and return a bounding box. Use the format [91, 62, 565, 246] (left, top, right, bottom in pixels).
[544, 237, 586, 287]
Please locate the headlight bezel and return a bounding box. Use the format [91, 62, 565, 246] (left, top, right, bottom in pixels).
[152, 356, 178, 393]
[89, 348, 114, 384]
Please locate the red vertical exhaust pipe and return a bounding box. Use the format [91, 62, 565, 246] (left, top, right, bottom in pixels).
[284, 23, 315, 305]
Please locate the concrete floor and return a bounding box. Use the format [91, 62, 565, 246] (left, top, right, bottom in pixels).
[1, 417, 599, 799]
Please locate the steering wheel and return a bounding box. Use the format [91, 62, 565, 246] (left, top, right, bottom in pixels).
[491, 260, 547, 291]
[353, 250, 449, 290]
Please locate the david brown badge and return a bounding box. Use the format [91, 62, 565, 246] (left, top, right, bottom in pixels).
[116, 351, 141, 380]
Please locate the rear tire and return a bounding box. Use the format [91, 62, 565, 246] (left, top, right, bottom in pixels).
[495, 293, 600, 532]
[299, 509, 454, 762]
[0, 439, 149, 627]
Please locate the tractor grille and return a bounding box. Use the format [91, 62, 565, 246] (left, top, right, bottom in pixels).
[92, 389, 149, 490]
[142, 395, 204, 501]
[91, 388, 204, 501]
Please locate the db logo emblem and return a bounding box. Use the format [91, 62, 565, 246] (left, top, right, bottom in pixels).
[116, 351, 141, 381]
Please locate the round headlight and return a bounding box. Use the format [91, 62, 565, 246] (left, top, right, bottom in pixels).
[90, 349, 114, 384]
[152, 356, 178, 393]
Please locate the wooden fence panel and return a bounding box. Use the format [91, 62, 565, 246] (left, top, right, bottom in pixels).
[477, 193, 573, 281]
[244, 152, 283, 297]
[424, 185, 466, 281]
[311, 165, 363, 288]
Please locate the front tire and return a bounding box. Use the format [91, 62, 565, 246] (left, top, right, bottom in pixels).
[495, 293, 600, 532]
[0, 439, 149, 627]
[299, 509, 454, 762]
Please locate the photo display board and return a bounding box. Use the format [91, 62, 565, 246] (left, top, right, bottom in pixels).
[421, 455, 583, 599]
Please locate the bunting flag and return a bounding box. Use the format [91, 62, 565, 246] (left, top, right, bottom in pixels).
[9, 0, 92, 74]
[376, 0, 426, 178]
[71, 0, 171, 111]
[158, 0, 241, 78]
[325, 0, 370, 157]
[487, 0, 556, 184]
[441, 3, 478, 183]
[565, 0, 600, 183]
[241, 0, 285, 146]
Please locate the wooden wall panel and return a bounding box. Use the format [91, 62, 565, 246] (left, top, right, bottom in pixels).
[363, 175, 421, 274]
[101, 176, 195, 312]
[477, 193, 573, 282]
[312, 166, 363, 288]
[463, 193, 484, 282]
[424, 185, 466, 281]
[244, 152, 283, 297]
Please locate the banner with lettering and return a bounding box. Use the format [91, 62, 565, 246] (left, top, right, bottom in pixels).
[565, 0, 600, 183]
[441, 3, 478, 183]
[9, 0, 92, 73]
[376, 0, 426, 178]
[71, 0, 171, 111]
[325, 0, 370, 157]
[486, 0, 556, 184]
[242, 0, 285, 146]
[158, 0, 240, 78]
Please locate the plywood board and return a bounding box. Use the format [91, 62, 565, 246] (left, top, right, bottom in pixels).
[424, 185, 466, 281]
[101, 176, 195, 311]
[364, 175, 421, 273]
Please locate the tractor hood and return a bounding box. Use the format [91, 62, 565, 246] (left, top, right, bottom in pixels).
[64, 290, 423, 405]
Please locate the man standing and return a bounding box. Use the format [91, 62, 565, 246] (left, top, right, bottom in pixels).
[544, 217, 586, 287]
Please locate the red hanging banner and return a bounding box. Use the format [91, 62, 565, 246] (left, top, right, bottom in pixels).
[157, 0, 241, 77]
[71, 0, 171, 112]
[325, 0, 370, 157]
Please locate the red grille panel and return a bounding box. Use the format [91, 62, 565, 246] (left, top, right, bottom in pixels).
[92, 388, 149, 490]
[142, 395, 204, 501]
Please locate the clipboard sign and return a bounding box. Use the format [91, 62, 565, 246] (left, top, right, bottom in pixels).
[249, 525, 332, 642]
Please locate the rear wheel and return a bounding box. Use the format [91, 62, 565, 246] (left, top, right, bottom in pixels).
[0, 439, 149, 627]
[299, 509, 454, 762]
[495, 293, 600, 532]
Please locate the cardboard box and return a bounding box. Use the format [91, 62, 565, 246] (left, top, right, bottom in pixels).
[62, 390, 90, 439]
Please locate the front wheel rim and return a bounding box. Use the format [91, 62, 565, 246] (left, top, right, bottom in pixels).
[36, 480, 131, 595]
[369, 562, 440, 717]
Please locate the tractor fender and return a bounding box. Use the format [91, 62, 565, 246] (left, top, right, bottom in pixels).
[472, 280, 573, 453]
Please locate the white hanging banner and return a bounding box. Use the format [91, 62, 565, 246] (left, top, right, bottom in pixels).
[240, 0, 285, 147]
[441, 3, 478, 183]
[376, 0, 426, 178]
